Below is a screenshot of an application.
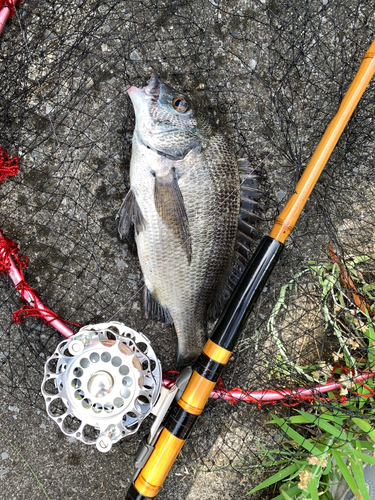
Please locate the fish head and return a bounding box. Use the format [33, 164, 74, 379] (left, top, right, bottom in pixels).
[127, 74, 203, 159]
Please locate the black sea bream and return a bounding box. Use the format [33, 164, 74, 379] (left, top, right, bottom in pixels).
[118, 74, 262, 363]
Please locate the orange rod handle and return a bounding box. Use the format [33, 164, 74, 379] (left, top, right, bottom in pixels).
[132, 372, 216, 497]
[270, 38, 375, 243]
[135, 429, 184, 497]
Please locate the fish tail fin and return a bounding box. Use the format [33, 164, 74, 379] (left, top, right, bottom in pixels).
[176, 321, 207, 365]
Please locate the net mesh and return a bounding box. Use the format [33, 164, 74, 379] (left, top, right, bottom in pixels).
[1, 1, 375, 498]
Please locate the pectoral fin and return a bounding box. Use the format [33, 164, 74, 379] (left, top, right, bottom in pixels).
[117, 189, 146, 238]
[154, 169, 192, 263]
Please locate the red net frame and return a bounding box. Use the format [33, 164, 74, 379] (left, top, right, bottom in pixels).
[0, 0, 22, 36]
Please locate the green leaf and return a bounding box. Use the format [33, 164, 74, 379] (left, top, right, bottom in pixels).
[320, 491, 334, 500]
[352, 255, 370, 264]
[270, 414, 322, 455]
[327, 391, 337, 401]
[351, 449, 375, 465]
[331, 450, 360, 499]
[308, 476, 319, 500]
[288, 415, 313, 424]
[261, 459, 291, 467]
[357, 384, 371, 410]
[247, 463, 300, 495]
[272, 484, 301, 500]
[280, 488, 294, 500]
[323, 455, 332, 476]
[363, 309, 375, 362]
[346, 426, 355, 443]
[296, 411, 347, 440]
[352, 418, 375, 443]
[364, 323, 375, 343]
[268, 414, 320, 426]
[349, 455, 369, 500]
[355, 440, 375, 451]
[319, 413, 347, 425]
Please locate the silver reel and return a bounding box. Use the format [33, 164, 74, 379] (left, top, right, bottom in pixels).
[41, 322, 162, 452]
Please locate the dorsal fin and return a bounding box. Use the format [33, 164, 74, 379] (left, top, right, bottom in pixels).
[208, 158, 264, 319]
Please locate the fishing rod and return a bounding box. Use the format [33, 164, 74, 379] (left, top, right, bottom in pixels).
[125, 38, 375, 500]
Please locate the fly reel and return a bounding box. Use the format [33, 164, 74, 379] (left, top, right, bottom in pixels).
[41, 322, 162, 452]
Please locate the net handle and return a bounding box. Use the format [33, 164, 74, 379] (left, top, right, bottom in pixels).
[0, 229, 75, 337]
[126, 38, 375, 500]
[270, 38, 375, 243]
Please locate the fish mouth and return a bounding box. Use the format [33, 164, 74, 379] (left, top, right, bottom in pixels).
[143, 73, 161, 99]
[126, 73, 161, 101]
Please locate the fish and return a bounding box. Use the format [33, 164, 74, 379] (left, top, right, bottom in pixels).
[117, 73, 262, 363]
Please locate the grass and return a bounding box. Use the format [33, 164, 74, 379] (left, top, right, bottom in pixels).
[249, 248, 375, 499]
[248, 407, 375, 500]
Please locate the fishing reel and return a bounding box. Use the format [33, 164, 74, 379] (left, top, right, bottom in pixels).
[41, 321, 186, 454]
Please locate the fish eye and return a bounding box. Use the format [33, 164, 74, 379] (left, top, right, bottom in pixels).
[172, 96, 189, 113]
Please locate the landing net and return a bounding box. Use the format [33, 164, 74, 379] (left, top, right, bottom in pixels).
[1, 1, 375, 498]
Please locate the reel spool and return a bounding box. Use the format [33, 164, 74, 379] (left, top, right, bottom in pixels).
[41, 322, 162, 452]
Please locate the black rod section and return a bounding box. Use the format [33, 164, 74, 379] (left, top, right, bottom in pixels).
[210, 236, 283, 351]
[126, 483, 152, 500]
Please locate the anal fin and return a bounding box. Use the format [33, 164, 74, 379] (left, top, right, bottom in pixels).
[143, 286, 173, 325]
